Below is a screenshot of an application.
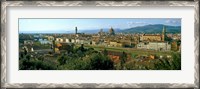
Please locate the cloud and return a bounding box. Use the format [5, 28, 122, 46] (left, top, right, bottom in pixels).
[165, 19, 181, 24]
[165, 20, 170, 23]
[127, 21, 150, 27]
[127, 21, 148, 25]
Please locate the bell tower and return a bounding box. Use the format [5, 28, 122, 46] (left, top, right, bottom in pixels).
[52, 34, 56, 53]
[75, 27, 78, 34]
[162, 26, 166, 41]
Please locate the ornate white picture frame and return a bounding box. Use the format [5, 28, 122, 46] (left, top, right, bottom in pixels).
[1, 0, 199, 89]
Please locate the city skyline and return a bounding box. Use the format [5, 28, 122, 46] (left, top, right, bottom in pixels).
[19, 18, 181, 70]
[19, 18, 181, 33]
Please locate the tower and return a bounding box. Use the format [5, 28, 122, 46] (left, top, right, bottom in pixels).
[99, 29, 103, 36]
[52, 34, 56, 53]
[109, 27, 115, 35]
[162, 26, 166, 41]
[75, 27, 78, 34]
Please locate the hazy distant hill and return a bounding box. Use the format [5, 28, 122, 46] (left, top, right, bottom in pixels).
[120, 24, 181, 34]
[80, 28, 121, 34]
[81, 24, 181, 34]
[20, 24, 181, 34]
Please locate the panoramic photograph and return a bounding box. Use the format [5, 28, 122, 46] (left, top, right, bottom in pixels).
[19, 18, 181, 70]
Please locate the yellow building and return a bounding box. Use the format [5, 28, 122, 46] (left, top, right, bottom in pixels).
[109, 41, 123, 47]
[142, 34, 162, 41]
[140, 26, 166, 42]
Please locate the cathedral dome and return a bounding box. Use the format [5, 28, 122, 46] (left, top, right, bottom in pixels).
[109, 27, 115, 35]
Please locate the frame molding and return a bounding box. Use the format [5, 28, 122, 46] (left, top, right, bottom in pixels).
[1, 1, 199, 89]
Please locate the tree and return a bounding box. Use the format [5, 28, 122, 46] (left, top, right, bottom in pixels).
[19, 57, 57, 70]
[171, 41, 178, 51]
[79, 44, 85, 52]
[154, 52, 181, 70]
[20, 53, 24, 59]
[171, 52, 181, 70]
[26, 55, 31, 60]
[103, 49, 108, 56]
[60, 43, 74, 53]
[24, 47, 27, 55]
[58, 54, 68, 65]
[120, 51, 127, 69]
[89, 53, 114, 70]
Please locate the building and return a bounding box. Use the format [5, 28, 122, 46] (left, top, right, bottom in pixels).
[39, 39, 52, 44]
[140, 26, 166, 42]
[137, 42, 171, 51]
[109, 27, 115, 35]
[162, 26, 166, 41]
[106, 51, 122, 63]
[171, 41, 178, 51]
[109, 41, 123, 47]
[56, 38, 64, 43]
[47, 36, 54, 41]
[24, 40, 33, 45]
[75, 27, 78, 34]
[136, 42, 148, 49]
[141, 34, 162, 42]
[71, 39, 76, 43]
[98, 29, 104, 36]
[64, 38, 71, 43]
[22, 45, 34, 52]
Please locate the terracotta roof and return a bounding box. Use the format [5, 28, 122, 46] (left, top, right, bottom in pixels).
[143, 34, 161, 36]
[56, 43, 62, 47]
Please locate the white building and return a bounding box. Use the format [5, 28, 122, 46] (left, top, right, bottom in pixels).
[47, 36, 54, 41]
[137, 42, 171, 51]
[64, 38, 70, 43]
[39, 39, 51, 44]
[24, 40, 33, 45]
[56, 38, 64, 43]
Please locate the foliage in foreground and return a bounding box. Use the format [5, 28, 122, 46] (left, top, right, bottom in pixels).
[19, 45, 181, 70]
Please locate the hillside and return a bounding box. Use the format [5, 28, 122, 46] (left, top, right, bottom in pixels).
[120, 24, 181, 34]
[80, 28, 121, 34]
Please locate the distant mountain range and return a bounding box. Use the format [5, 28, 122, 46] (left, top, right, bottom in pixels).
[81, 24, 181, 34]
[79, 28, 121, 34]
[120, 24, 181, 34]
[20, 24, 181, 34]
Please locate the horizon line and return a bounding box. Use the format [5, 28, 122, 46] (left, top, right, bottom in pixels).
[19, 24, 181, 33]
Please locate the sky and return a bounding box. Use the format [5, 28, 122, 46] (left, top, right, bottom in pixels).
[19, 18, 181, 33]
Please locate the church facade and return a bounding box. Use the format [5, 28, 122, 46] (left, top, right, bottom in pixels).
[137, 26, 171, 51]
[140, 26, 166, 42]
